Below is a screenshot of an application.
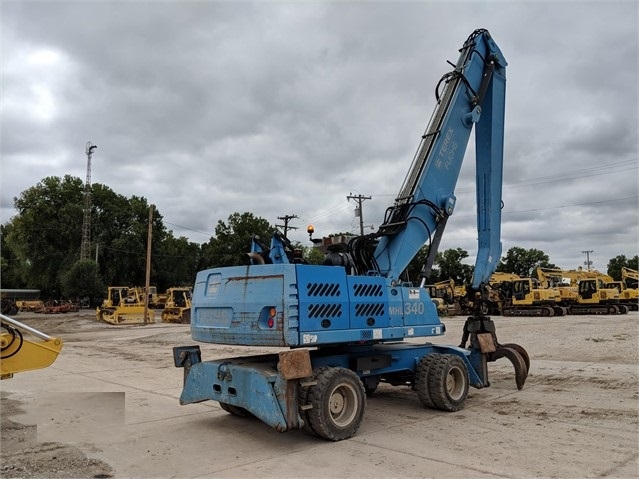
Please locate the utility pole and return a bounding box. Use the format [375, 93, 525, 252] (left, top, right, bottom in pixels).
[80, 142, 97, 260]
[144, 204, 154, 324]
[582, 250, 594, 271]
[277, 214, 298, 239]
[347, 193, 372, 236]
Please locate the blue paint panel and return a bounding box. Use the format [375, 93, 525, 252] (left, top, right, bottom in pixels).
[180, 357, 294, 431]
[295, 265, 350, 333]
[346, 276, 391, 330]
[399, 286, 443, 328]
[191, 264, 300, 346]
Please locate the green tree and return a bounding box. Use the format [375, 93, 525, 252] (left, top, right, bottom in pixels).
[404, 244, 433, 284]
[497, 246, 556, 278]
[607, 254, 639, 281]
[305, 246, 326, 265]
[154, 235, 201, 289]
[4, 176, 176, 296]
[435, 248, 474, 284]
[92, 189, 167, 287]
[61, 260, 104, 299]
[6, 175, 85, 295]
[199, 212, 276, 269]
[0, 223, 27, 288]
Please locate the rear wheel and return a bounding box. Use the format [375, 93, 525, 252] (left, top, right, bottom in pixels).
[306, 367, 366, 441]
[362, 376, 380, 397]
[427, 354, 469, 412]
[218, 402, 249, 417]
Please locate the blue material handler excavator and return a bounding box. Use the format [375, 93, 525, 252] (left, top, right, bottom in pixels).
[174, 29, 529, 441]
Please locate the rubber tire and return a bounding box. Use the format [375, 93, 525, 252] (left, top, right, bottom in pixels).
[218, 402, 249, 417]
[427, 354, 469, 412]
[363, 376, 380, 397]
[306, 367, 366, 441]
[414, 354, 439, 409]
[298, 379, 316, 435]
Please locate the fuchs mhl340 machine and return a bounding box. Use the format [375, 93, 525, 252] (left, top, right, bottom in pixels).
[174, 29, 529, 441]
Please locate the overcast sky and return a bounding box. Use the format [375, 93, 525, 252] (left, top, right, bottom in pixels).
[1, 1, 637, 271]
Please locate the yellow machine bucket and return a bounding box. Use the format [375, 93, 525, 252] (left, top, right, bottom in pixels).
[97, 306, 155, 325]
[1, 313, 63, 380]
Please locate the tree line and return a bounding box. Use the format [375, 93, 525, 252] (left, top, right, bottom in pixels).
[1, 175, 637, 300]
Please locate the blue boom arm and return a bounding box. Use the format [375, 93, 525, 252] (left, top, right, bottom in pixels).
[368, 29, 505, 290]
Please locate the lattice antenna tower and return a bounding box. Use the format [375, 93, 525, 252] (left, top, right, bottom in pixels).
[80, 142, 97, 260]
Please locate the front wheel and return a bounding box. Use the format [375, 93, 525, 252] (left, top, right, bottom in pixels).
[427, 354, 469, 412]
[306, 367, 366, 441]
[415, 354, 438, 409]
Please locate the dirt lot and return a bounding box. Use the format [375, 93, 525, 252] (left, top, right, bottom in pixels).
[1, 309, 638, 478]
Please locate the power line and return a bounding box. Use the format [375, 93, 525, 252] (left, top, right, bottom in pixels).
[159, 161, 637, 241]
[451, 195, 638, 218]
[164, 221, 213, 237]
[276, 214, 298, 238]
[367, 159, 638, 196]
[346, 193, 372, 236]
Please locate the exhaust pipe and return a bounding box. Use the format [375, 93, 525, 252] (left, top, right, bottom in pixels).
[245, 252, 265, 265]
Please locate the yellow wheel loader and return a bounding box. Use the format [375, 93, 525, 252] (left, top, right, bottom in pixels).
[96, 286, 155, 325]
[1, 313, 63, 379]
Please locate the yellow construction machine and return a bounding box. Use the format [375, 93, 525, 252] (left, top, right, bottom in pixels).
[538, 268, 628, 314]
[509, 278, 566, 316]
[424, 280, 458, 316]
[536, 268, 580, 306]
[161, 287, 192, 323]
[424, 285, 447, 316]
[602, 271, 638, 312]
[622, 267, 638, 289]
[488, 272, 520, 315]
[572, 276, 628, 314]
[96, 286, 155, 325]
[491, 273, 566, 317]
[1, 313, 63, 379]
[133, 286, 168, 309]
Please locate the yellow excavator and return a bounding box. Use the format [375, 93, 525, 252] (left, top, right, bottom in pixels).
[1, 313, 63, 379]
[622, 267, 638, 289]
[536, 268, 581, 306]
[491, 273, 565, 317]
[572, 275, 628, 314]
[96, 286, 155, 325]
[161, 287, 192, 323]
[603, 269, 638, 312]
[538, 268, 628, 314]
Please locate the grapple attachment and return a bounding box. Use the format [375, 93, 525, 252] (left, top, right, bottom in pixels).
[459, 315, 529, 390]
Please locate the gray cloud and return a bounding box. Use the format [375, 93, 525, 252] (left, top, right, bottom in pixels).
[1, 1, 637, 271]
